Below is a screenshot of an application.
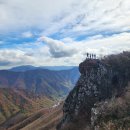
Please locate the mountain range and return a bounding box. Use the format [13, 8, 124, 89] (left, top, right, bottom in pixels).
[0, 66, 80, 128]
[0, 67, 79, 98]
[0, 52, 130, 130]
[9, 65, 77, 72]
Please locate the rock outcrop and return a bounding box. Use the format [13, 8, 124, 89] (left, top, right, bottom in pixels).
[57, 52, 130, 130]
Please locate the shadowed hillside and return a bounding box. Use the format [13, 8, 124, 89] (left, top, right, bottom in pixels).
[0, 68, 79, 98]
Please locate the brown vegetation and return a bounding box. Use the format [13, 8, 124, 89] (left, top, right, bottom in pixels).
[0, 88, 55, 129]
[7, 103, 63, 130]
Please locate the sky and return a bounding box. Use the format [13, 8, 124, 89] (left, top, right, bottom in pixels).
[0, 0, 130, 69]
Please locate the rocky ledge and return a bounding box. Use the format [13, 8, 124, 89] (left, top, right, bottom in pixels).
[57, 52, 130, 130]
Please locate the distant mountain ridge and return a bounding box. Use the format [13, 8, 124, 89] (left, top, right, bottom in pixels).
[9, 65, 77, 72]
[0, 67, 80, 98]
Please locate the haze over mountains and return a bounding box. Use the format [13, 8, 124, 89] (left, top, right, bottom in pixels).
[0, 66, 79, 97]
[0, 65, 80, 129]
[9, 65, 77, 72]
[0, 52, 130, 130]
[0, 0, 130, 129]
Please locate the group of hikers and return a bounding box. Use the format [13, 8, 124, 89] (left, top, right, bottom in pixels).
[86, 53, 96, 59]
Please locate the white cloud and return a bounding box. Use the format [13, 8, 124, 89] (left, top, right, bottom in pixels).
[0, 0, 130, 36]
[22, 31, 33, 38]
[0, 49, 35, 66]
[41, 0, 130, 37]
[1, 31, 130, 69]
[77, 32, 130, 56]
[0, 0, 75, 33]
[0, 0, 130, 69]
[39, 36, 77, 58]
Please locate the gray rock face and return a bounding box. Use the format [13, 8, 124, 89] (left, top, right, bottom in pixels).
[57, 58, 129, 130]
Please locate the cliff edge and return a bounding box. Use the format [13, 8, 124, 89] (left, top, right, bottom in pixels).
[57, 52, 130, 130]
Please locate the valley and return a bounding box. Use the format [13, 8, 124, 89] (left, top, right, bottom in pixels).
[0, 0, 130, 129]
[0, 67, 79, 97]
[0, 100, 63, 130]
[0, 67, 79, 129]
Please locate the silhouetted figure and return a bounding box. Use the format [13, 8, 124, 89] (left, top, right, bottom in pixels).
[86, 53, 89, 58]
[94, 54, 96, 59]
[90, 54, 91, 59]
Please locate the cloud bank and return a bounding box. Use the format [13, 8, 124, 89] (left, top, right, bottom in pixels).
[0, 0, 130, 69]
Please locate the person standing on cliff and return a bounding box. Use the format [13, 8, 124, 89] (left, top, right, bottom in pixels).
[90, 54, 92, 59]
[87, 53, 89, 59]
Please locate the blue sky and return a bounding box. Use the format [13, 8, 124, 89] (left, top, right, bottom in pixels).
[0, 0, 130, 69]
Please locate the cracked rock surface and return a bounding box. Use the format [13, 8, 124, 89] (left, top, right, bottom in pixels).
[57, 57, 130, 130]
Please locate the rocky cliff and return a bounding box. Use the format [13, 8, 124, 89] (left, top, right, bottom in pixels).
[57, 52, 130, 130]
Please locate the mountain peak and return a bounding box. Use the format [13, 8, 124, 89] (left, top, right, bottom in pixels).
[57, 52, 130, 130]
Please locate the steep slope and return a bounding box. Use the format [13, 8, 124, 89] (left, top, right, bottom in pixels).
[4, 103, 63, 130]
[57, 51, 130, 130]
[0, 67, 79, 129]
[0, 68, 79, 98]
[0, 88, 20, 124]
[0, 88, 54, 128]
[91, 84, 130, 130]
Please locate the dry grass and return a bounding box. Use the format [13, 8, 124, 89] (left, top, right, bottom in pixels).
[94, 83, 130, 130]
[7, 104, 63, 130]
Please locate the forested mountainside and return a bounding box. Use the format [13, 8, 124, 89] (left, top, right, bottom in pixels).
[0, 88, 54, 128]
[0, 67, 79, 98]
[57, 51, 130, 130]
[0, 67, 79, 129]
